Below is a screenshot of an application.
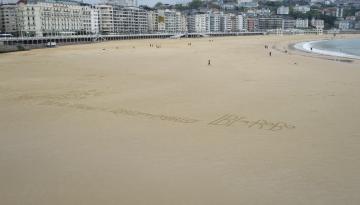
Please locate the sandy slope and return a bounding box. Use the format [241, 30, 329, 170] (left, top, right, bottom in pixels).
[1, 35, 360, 205]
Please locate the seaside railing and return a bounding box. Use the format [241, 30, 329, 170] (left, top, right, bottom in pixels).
[0, 32, 266, 52]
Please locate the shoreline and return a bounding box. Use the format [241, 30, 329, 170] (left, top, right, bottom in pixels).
[294, 39, 360, 60]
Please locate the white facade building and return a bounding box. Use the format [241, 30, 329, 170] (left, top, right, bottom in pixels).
[187, 14, 208, 33]
[163, 10, 186, 33]
[293, 5, 310, 13]
[221, 13, 235, 32]
[16, 2, 97, 37]
[311, 18, 324, 29]
[295, 18, 309, 28]
[90, 7, 99, 34]
[104, 0, 137, 7]
[338, 20, 354, 30]
[277, 6, 289, 15]
[209, 12, 221, 32]
[147, 9, 186, 33]
[234, 14, 245, 31]
[96, 4, 113, 34]
[147, 10, 158, 33]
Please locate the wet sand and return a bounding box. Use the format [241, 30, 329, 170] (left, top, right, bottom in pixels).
[1, 35, 360, 205]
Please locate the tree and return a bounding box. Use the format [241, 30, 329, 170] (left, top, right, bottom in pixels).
[154, 2, 163, 9]
[174, 4, 188, 11]
[188, 0, 203, 10]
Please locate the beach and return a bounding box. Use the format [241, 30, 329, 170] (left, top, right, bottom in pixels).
[1, 34, 360, 204]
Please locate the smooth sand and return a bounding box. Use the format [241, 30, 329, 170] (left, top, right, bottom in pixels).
[1, 35, 360, 205]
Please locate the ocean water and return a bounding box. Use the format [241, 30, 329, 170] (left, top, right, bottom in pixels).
[295, 38, 360, 59]
[311, 39, 360, 57]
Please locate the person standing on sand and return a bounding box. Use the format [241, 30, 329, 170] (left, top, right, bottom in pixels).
[208, 59, 211, 66]
[269, 51, 272, 56]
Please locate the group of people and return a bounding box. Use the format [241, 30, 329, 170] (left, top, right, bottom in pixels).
[265, 45, 272, 56]
[264, 44, 271, 56]
[149, 43, 161, 48]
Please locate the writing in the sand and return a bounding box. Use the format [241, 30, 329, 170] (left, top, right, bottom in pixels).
[12, 91, 295, 131]
[38, 100, 199, 124]
[208, 114, 295, 131]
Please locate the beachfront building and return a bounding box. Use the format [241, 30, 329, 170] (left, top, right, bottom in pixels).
[221, 13, 232, 32]
[90, 6, 100, 34]
[282, 18, 296, 30]
[355, 21, 360, 30]
[82, 6, 100, 34]
[258, 17, 283, 31]
[246, 17, 257, 32]
[97, 5, 147, 34]
[187, 13, 208, 33]
[147, 9, 187, 33]
[311, 18, 324, 29]
[15, 1, 98, 37]
[112, 6, 148, 34]
[147, 10, 158, 33]
[97, 4, 114, 34]
[277, 6, 289, 15]
[234, 14, 245, 31]
[162, 10, 187, 33]
[0, 3, 18, 35]
[295, 18, 309, 28]
[209, 12, 221, 32]
[338, 20, 354, 30]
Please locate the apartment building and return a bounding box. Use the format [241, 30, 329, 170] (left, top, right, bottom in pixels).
[187, 13, 208, 33]
[158, 9, 187, 33]
[282, 19, 296, 30]
[234, 14, 245, 31]
[105, 0, 137, 7]
[1, 1, 100, 37]
[112, 6, 147, 34]
[258, 17, 283, 31]
[221, 13, 235, 32]
[209, 12, 221, 32]
[311, 18, 324, 29]
[147, 10, 158, 33]
[0, 3, 18, 35]
[246, 17, 257, 32]
[277, 6, 289, 15]
[295, 18, 308, 28]
[96, 4, 113, 34]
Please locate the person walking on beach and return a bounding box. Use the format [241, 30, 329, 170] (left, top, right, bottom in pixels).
[208, 59, 211, 66]
[269, 51, 272, 56]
